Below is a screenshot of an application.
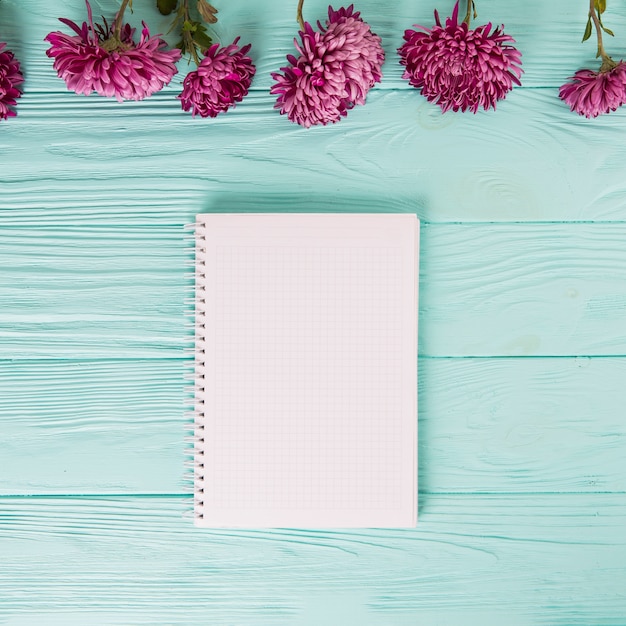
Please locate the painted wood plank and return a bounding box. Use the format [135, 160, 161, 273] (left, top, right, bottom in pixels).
[3, 357, 626, 495]
[1, 494, 625, 624]
[3, 87, 626, 223]
[0, 226, 190, 359]
[8, 0, 623, 90]
[0, 361, 186, 495]
[2, 224, 626, 359]
[4, 2, 626, 623]
[421, 223, 626, 357]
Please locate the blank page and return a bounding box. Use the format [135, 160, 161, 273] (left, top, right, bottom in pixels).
[194, 213, 418, 527]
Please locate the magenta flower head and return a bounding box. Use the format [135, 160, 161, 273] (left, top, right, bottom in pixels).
[398, 1, 522, 113]
[271, 4, 385, 128]
[559, 0, 626, 120]
[178, 38, 256, 118]
[0, 42, 23, 120]
[559, 63, 626, 118]
[45, 0, 181, 102]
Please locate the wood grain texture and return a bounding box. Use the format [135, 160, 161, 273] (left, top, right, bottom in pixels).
[3, 357, 626, 495]
[2, 224, 626, 358]
[1, 494, 626, 625]
[3, 0, 626, 623]
[421, 224, 626, 356]
[0, 361, 186, 494]
[4, 89, 626, 223]
[2, 0, 626, 225]
[0, 226, 189, 359]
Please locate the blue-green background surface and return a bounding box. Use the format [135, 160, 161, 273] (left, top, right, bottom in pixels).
[2, 0, 626, 623]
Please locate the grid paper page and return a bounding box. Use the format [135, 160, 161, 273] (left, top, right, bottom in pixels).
[194, 213, 418, 528]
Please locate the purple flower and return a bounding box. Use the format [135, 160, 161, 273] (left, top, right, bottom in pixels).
[178, 38, 256, 118]
[0, 42, 23, 120]
[559, 62, 626, 118]
[45, 0, 181, 102]
[271, 4, 384, 127]
[398, 1, 522, 113]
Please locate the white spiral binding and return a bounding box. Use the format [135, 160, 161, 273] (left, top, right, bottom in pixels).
[186, 219, 207, 522]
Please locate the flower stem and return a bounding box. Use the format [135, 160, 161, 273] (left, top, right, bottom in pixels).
[182, 0, 203, 66]
[297, 0, 305, 30]
[589, 0, 616, 71]
[114, 0, 131, 41]
[463, 0, 476, 26]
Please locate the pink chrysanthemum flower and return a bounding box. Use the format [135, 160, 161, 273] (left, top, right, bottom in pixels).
[398, 1, 522, 113]
[0, 42, 23, 120]
[559, 62, 626, 118]
[45, 1, 181, 102]
[271, 4, 385, 128]
[178, 38, 256, 118]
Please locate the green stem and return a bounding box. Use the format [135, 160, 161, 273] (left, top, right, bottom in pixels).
[297, 0, 305, 30]
[589, 0, 615, 71]
[114, 0, 131, 41]
[182, 0, 202, 66]
[463, 0, 475, 26]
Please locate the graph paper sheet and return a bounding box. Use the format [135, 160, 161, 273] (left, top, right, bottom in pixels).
[194, 213, 418, 528]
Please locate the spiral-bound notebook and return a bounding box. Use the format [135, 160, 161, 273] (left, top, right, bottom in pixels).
[193, 213, 419, 528]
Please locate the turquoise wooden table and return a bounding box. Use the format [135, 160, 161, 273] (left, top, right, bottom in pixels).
[2, 0, 626, 623]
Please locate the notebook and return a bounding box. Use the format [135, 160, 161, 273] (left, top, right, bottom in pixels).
[192, 213, 419, 528]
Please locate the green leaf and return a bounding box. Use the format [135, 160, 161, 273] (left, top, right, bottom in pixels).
[182, 19, 197, 33]
[595, 11, 615, 37]
[582, 16, 593, 42]
[192, 23, 213, 50]
[157, 0, 178, 15]
[595, 0, 606, 14]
